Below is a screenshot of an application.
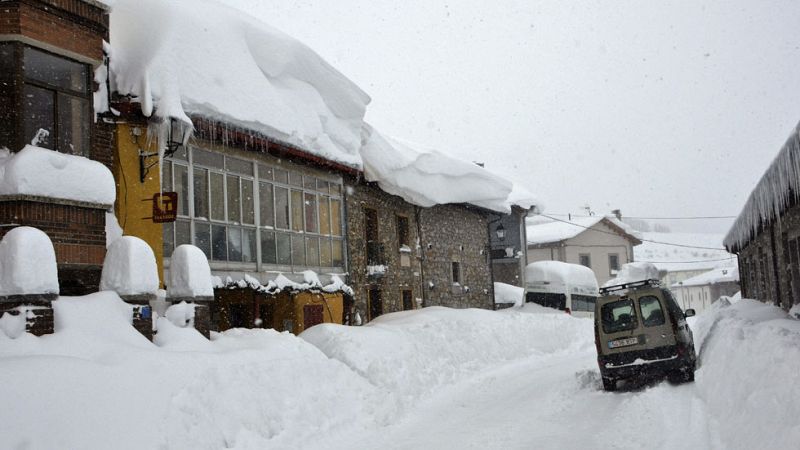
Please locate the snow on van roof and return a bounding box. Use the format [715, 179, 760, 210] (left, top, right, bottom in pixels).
[526, 215, 640, 246]
[673, 266, 740, 288]
[360, 125, 538, 213]
[524, 261, 599, 295]
[107, 0, 370, 168]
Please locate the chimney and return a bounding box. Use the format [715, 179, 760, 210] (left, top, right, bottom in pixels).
[612, 209, 622, 220]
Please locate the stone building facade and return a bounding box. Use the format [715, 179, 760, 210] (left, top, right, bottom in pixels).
[418, 204, 494, 310]
[345, 181, 494, 322]
[0, 0, 112, 295]
[345, 181, 423, 321]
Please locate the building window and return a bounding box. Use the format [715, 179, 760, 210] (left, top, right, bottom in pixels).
[402, 290, 413, 310]
[163, 147, 345, 270]
[396, 215, 410, 248]
[452, 261, 462, 284]
[608, 254, 620, 275]
[0, 44, 91, 156]
[579, 253, 591, 268]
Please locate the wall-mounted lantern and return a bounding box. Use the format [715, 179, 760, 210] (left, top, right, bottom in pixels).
[495, 224, 506, 241]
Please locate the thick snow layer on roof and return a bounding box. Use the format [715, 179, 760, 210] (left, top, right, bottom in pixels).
[673, 267, 740, 288]
[526, 215, 640, 246]
[0, 146, 115, 205]
[168, 245, 213, 298]
[0, 227, 58, 296]
[724, 123, 800, 251]
[524, 261, 599, 295]
[494, 282, 523, 306]
[100, 236, 159, 296]
[360, 126, 537, 213]
[602, 261, 661, 288]
[635, 232, 736, 272]
[107, 0, 370, 167]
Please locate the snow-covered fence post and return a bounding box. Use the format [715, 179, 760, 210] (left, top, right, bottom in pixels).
[167, 245, 214, 338]
[0, 227, 59, 337]
[100, 236, 159, 340]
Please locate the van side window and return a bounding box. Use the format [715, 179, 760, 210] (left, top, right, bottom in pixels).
[601, 299, 637, 333]
[639, 296, 666, 327]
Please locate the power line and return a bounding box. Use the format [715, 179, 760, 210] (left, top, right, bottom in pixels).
[545, 213, 736, 220]
[535, 214, 730, 251]
[638, 257, 736, 264]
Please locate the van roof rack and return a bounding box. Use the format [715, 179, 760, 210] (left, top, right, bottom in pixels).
[599, 279, 661, 295]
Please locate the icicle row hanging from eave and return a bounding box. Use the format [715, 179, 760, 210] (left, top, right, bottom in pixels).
[724, 123, 800, 252]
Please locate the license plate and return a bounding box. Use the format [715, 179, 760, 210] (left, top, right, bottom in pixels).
[608, 337, 638, 349]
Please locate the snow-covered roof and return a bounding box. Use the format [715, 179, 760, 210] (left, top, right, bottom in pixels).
[213, 271, 354, 296]
[524, 261, 599, 296]
[673, 267, 740, 288]
[635, 232, 737, 273]
[526, 215, 641, 246]
[360, 125, 538, 214]
[0, 146, 115, 206]
[107, 0, 370, 168]
[724, 122, 800, 252]
[602, 261, 661, 288]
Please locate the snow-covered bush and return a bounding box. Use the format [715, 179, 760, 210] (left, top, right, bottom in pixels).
[100, 236, 159, 296]
[168, 245, 213, 298]
[0, 226, 58, 296]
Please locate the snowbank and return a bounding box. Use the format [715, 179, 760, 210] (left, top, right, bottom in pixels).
[494, 282, 523, 306]
[360, 126, 537, 214]
[168, 245, 213, 298]
[0, 146, 115, 205]
[0, 292, 387, 449]
[0, 226, 58, 296]
[691, 298, 800, 449]
[603, 261, 661, 288]
[524, 260, 599, 295]
[100, 236, 159, 296]
[107, 0, 370, 167]
[301, 306, 593, 412]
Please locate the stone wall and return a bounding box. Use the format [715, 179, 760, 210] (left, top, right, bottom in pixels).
[736, 201, 800, 310]
[344, 181, 423, 321]
[418, 204, 494, 310]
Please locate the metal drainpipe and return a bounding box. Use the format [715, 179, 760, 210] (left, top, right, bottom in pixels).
[486, 213, 500, 308]
[414, 205, 427, 308]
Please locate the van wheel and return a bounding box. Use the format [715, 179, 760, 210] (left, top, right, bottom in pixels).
[602, 377, 617, 391]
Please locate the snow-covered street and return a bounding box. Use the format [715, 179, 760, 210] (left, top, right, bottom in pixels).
[3, 295, 798, 449]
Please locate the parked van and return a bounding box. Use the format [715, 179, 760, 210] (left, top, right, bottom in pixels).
[594, 279, 696, 391]
[524, 261, 599, 317]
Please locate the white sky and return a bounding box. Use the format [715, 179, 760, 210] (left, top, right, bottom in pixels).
[221, 0, 800, 232]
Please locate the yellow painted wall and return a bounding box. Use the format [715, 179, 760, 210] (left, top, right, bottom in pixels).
[292, 292, 344, 334]
[113, 123, 166, 286]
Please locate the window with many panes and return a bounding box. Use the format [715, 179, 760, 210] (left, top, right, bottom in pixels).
[162, 146, 345, 270]
[0, 43, 91, 156]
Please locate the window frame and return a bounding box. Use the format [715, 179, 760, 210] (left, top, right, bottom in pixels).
[163, 146, 345, 272]
[579, 253, 592, 268]
[4, 43, 93, 156]
[451, 261, 462, 285]
[608, 253, 620, 276]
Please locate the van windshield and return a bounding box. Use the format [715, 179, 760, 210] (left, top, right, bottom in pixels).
[601, 299, 637, 334]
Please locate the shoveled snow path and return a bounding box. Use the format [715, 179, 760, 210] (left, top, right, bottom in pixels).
[354, 348, 716, 450]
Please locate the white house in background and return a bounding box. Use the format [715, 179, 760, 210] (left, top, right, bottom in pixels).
[672, 267, 740, 313]
[634, 231, 737, 288]
[526, 215, 642, 287]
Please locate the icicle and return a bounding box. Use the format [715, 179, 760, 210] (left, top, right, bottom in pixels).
[725, 123, 800, 251]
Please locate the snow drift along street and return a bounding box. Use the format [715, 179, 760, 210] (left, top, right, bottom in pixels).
[1, 295, 798, 449]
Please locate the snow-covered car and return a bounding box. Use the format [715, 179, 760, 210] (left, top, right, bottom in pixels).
[523, 261, 599, 318]
[594, 279, 696, 391]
